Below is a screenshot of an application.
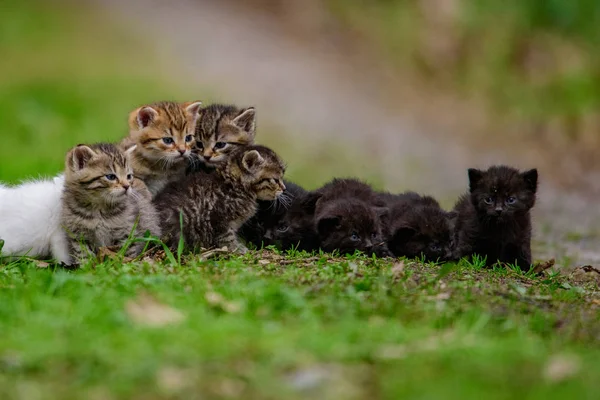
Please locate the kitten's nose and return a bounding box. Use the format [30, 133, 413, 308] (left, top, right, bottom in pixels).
[178, 148, 186, 155]
[280, 181, 286, 191]
[264, 230, 273, 240]
[122, 184, 130, 191]
[494, 207, 503, 215]
[364, 240, 373, 249]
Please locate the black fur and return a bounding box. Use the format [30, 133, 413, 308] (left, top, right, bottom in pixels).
[453, 165, 538, 270]
[381, 192, 455, 262]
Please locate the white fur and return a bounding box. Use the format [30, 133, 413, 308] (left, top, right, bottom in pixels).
[0, 175, 70, 263]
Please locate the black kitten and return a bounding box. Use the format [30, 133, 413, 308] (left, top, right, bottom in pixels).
[312, 178, 391, 256]
[317, 178, 383, 205]
[267, 190, 323, 252]
[381, 192, 455, 262]
[453, 166, 538, 270]
[316, 198, 390, 256]
[239, 180, 307, 248]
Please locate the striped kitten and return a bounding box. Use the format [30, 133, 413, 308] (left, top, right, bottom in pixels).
[190, 104, 256, 170]
[124, 101, 202, 196]
[155, 145, 285, 254]
[61, 143, 161, 265]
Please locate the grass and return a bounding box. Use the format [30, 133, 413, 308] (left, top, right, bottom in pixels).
[1, 251, 599, 399]
[2, 1, 600, 399]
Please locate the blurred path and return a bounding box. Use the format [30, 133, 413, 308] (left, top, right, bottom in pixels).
[96, 0, 600, 267]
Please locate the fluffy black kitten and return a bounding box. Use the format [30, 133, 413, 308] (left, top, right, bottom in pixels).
[381, 192, 455, 262]
[267, 190, 323, 252]
[453, 165, 538, 270]
[314, 178, 391, 256]
[239, 180, 307, 248]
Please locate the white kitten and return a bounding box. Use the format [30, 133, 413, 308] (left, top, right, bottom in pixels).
[0, 175, 70, 263]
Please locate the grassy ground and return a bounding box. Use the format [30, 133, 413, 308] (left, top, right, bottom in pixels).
[2, 1, 600, 399]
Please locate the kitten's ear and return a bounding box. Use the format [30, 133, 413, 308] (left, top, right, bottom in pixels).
[522, 168, 538, 192]
[301, 192, 323, 214]
[241, 150, 265, 171]
[317, 215, 340, 236]
[183, 101, 202, 121]
[124, 144, 137, 157]
[129, 106, 159, 130]
[233, 107, 256, 136]
[68, 145, 96, 171]
[392, 226, 416, 244]
[467, 168, 483, 191]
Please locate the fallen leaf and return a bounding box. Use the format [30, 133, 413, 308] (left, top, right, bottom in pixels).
[544, 354, 580, 382]
[156, 366, 190, 394]
[34, 260, 50, 269]
[205, 291, 225, 305]
[125, 293, 185, 327]
[391, 261, 405, 279]
[258, 259, 270, 266]
[532, 258, 555, 275]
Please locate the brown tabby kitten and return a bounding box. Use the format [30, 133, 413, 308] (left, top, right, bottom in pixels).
[190, 103, 256, 171]
[155, 145, 286, 254]
[61, 143, 161, 265]
[124, 100, 202, 196]
[453, 166, 538, 270]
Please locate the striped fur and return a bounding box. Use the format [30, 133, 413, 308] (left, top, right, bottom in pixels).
[155, 145, 285, 254]
[61, 143, 161, 265]
[124, 100, 202, 196]
[189, 104, 256, 171]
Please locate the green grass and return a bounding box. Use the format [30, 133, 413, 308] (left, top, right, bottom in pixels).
[1, 252, 599, 399]
[2, 1, 600, 399]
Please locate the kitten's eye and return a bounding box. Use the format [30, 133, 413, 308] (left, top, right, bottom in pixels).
[484, 197, 494, 205]
[105, 174, 117, 181]
[185, 135, 193, 143]
[506, 196, 517, 205]
[127, 174, 134, 181]
[350, 232, 360, 241]
[277, 225, 289, 233]
[429, 243, 441, 252]
[196, 143, 204, 150]
[163, 137, 174, 145]
[214, 142, 227, 150]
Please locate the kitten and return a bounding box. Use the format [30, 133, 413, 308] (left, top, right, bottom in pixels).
[269, 190, 322, 252]
[315, 198, 390, 256]
[155, 145, 286, 254]
[190, 103, 256, 170]
[61, 143, 161, 265]
[318, 178, 383, 206]
[263, 187, 323, 252]
[124, 100, 202, 196]
[239, 180, 306, 248]
[0, 175, 70, 263]
[453, 166, 538, 270]
[382, 192, 456, 262]
[313, 178, 391, 256]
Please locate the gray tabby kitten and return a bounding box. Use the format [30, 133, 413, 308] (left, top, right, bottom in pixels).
[189, 103, 256, 171]
[155, 145, 286, 254]
[61, 143, 161, 265]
